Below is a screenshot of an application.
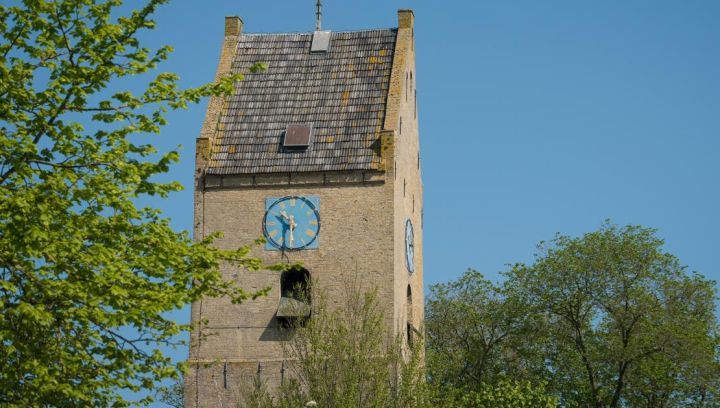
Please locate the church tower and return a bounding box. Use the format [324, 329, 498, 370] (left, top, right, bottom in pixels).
[186, 10, 422, 406]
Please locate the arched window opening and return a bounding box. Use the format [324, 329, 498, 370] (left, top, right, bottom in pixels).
[277, 267, 311, 326]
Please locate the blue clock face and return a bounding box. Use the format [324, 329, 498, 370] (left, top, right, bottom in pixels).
[405, 219, 415, 273]
[263, 196, 320, 251]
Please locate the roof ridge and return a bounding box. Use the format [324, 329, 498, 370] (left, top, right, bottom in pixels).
[241, 27, 397, 36]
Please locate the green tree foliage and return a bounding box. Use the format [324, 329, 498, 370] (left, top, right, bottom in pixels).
[0, 1, 269, 405]
[425, 269, 545, 389]
[145, 281, 552, 407]
[156, 374, 184, 408]
[241, 284, 430, 408]
[427, 223, 720, 407]
[440, 381, 558, 408]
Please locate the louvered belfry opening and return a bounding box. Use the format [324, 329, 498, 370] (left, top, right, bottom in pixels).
[277, 267, 311, 326]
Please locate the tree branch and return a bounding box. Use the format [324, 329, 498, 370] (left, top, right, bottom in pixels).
[29, 159, 113, 170]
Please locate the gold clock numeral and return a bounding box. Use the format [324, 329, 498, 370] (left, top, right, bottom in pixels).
[306, 210, 312, 216]
[269, 230, 278, 237]
[306, 229, 315, 237]
[279, 202, 286, 209]
[267, 221, 276, 226]
[309, 220, 318, 225]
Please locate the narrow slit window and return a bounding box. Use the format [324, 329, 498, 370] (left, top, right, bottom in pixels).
[414, 90, 417, 119]
[407, 285, 414, 346]
[405, 72, 409, 101]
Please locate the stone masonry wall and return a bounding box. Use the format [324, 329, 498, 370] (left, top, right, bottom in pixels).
[185, 177, 395, 407]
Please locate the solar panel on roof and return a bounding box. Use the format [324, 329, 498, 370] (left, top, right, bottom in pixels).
[310, 30, 331, 52]
[284, 125, 313, 148]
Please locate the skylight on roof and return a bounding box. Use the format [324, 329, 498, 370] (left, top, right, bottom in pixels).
[283, 125, 313, 148]
[310, 31, 331, 52]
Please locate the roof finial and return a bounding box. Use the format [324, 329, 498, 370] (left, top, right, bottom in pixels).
[315, 0, 322, 31]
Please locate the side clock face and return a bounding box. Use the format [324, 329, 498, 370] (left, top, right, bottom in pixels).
[405, 219, 415, 273]
[263, 196, 320, 251]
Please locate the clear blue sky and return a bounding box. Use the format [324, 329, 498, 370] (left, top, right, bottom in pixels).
[148, 0, 720, 285]
[133, 0, 720, 403]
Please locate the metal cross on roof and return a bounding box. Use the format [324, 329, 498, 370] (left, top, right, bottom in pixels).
[316, 0, 322, 31]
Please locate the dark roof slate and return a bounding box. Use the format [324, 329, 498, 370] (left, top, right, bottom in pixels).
[206, 29, 397, 175]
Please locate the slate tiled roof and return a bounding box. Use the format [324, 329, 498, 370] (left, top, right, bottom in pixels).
[206, 29, 397, 175]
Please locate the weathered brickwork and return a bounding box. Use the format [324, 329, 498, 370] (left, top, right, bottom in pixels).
[186, 10, 422, 407]
[391, 10, 424, 341]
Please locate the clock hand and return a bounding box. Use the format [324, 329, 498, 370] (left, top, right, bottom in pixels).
[288, 215, 296, 244]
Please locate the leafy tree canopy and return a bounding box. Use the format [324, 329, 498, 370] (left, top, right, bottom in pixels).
[427, 223, 720, 408]
[0, 0, 269, 405]
[440, 381, 558, 408]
